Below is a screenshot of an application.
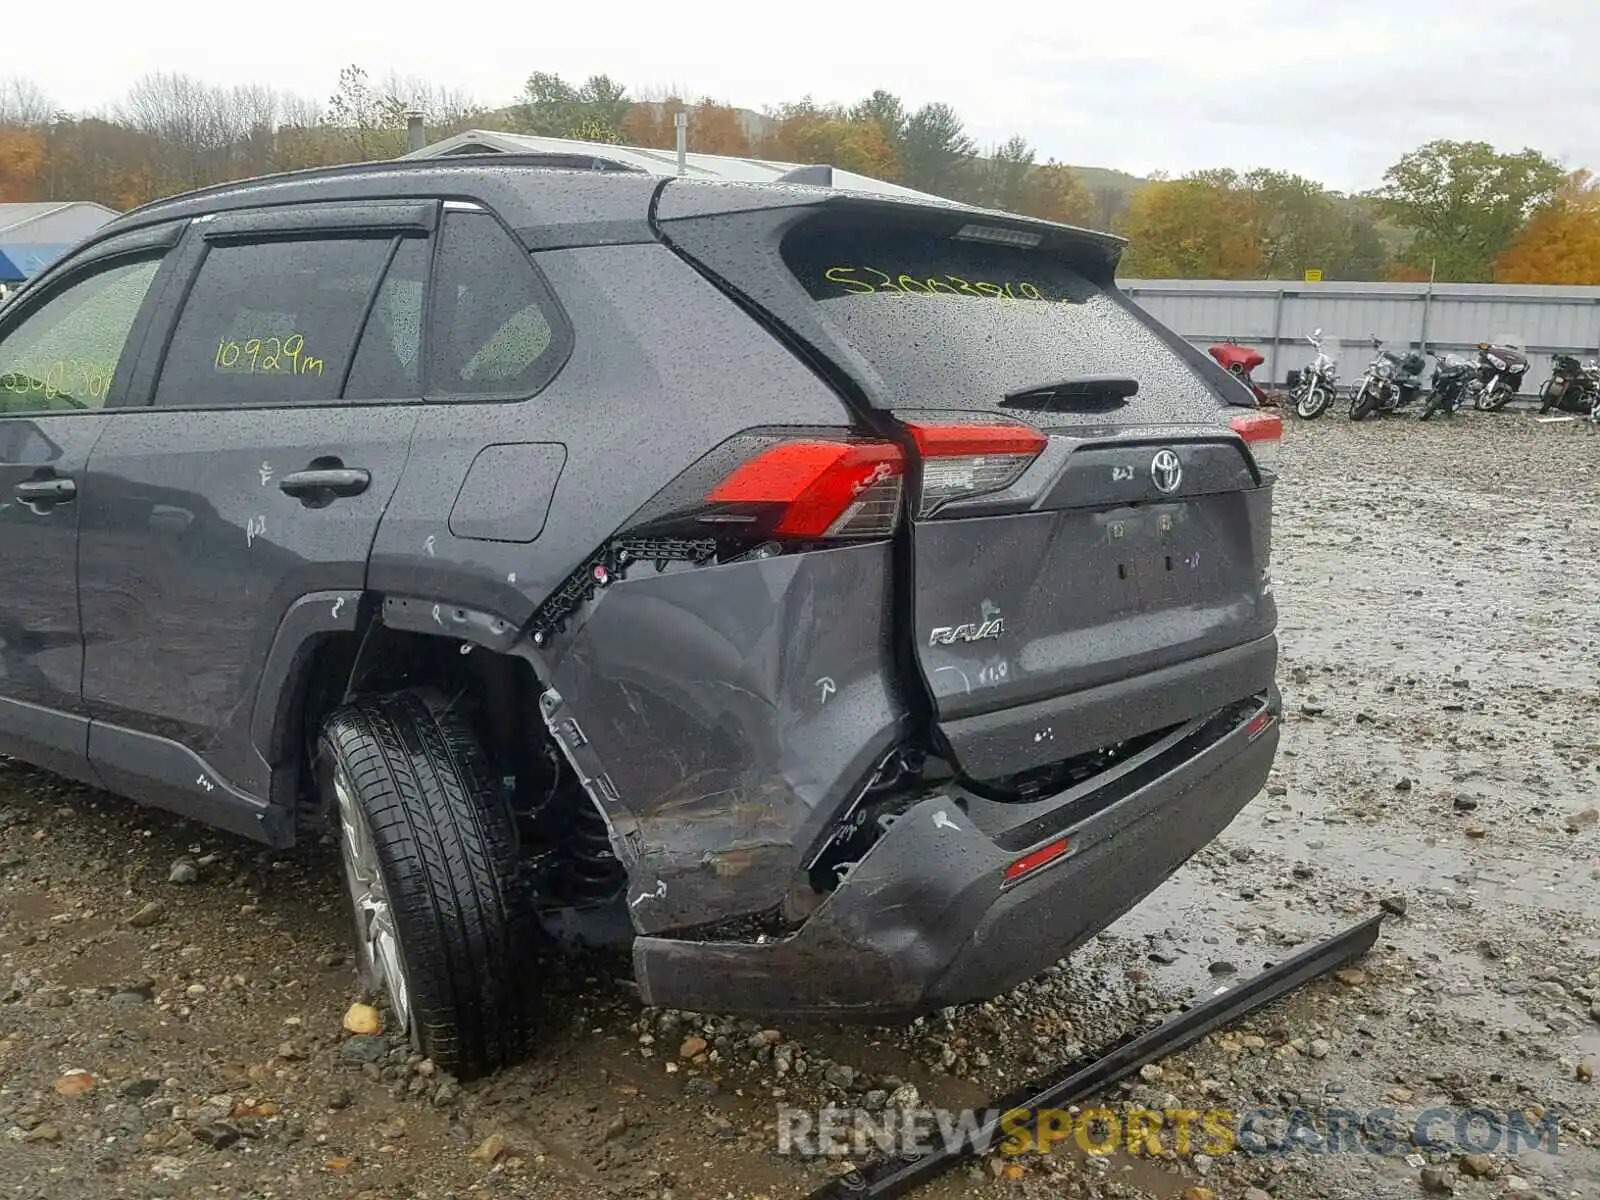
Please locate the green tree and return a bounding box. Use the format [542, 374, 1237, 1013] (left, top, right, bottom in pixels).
[976, 135, 1034, 211]
[326, 65, 405, 161]
[899, 102, 975, 197]
[848, 89, 907, 147]
[515, 72, 630, 141]
[1242, 168, 1352, 279]
[1373, 139, 1565, 282]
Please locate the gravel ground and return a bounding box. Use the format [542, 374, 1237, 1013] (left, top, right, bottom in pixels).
[1, 410, 1597, 1200]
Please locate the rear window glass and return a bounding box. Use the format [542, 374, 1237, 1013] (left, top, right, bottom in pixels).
[781, 224, 1219, 422]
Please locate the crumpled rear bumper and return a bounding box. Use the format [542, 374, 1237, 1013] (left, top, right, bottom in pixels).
[632, 685, 1280, 1017]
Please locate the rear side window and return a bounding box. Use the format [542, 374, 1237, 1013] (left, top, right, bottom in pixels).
[344, 236, 429, 400]
[153, 236, 393, 407]
[781, 223, 1220, 424]
[427, 210, 565, 398]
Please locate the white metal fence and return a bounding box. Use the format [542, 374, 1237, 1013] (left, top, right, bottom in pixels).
[1121, 279, 1600, 390]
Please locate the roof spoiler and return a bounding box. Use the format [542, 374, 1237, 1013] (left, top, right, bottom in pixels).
[771, 164, 835, 187]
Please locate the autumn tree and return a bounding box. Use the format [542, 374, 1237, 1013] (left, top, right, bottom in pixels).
[1374, 139, 1564, 282]
[1495, 170, 1600, 284]
[1019, 161, 1096, 226]
[1118, 171, 1263, 278]
[758, 100, 898, 179]
[624, 97, 751, 156]
[0, 126, 45, 200]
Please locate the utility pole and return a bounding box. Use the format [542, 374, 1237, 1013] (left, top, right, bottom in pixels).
[1419, 256, 1436, 355]
[675, 110, 688, 176]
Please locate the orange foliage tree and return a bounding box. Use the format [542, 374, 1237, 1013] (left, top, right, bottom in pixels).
[624, 98, 752, 157]
[1118, 172, 1264, 278]
[0, 126, 45, 200]
[1495, 170, 1600, 284]
[758, 100, 898, 179]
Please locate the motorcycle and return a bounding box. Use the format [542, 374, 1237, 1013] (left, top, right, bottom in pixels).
[1418, 350, 1476, 420]
[1468, 336, 1530, 411]
[1208, 340, 1271, 407]
[1348, 335, 1427, 420]
[1537, 353, 1599, 415]
[1287, 329, 1340, 419]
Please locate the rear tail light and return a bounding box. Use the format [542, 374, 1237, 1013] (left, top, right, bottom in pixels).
[906, 423, 1049, 517]
[1230, 410, 1281, 475]
[706, 440, 904, 539]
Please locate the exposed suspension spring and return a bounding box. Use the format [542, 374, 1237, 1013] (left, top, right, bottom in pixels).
[555, 793, 627, 904]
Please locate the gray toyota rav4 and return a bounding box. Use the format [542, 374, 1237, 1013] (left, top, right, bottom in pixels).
[0, 156, 1281, 1077]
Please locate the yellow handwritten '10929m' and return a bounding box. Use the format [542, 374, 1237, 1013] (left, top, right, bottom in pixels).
[823, 266, 1049, 302]
[214, 333, 325, 377]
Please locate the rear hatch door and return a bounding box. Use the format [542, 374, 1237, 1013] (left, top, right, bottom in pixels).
[657, 187, 1277, 783]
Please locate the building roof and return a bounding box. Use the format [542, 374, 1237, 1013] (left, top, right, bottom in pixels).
[0, 201, 119, 238]
[403, 129, 951, 204]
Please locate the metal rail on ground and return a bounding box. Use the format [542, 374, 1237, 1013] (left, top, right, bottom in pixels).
[804, 913, 1387, 1200]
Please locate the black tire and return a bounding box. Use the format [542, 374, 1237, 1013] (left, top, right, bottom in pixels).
[1539, 380, 1560, 413]
[315, 689, 539, 1079]
[1419, 393, 1438, 421]
[1349, 383, 1376, 421]
[1296, 385, 1331, 420]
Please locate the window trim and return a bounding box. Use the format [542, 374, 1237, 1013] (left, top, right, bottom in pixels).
[141, 225, 429, 414]
[421, 202, 574, 405]
[0, 242, 180, 420]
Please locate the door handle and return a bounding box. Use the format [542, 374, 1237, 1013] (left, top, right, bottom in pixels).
[14, 476, 76, 505]
[279, 468, 371, 500]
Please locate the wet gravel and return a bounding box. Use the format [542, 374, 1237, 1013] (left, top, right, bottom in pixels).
[1, 410, 1597, 1200]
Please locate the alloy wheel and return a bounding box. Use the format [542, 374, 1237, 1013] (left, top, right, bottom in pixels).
[333, 770, 413, 1037]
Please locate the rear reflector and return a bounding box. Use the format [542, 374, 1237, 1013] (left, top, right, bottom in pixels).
[706, 440, 905, 539]
[1244, 709, 1276, 740]
[1230, 410, 1281, 474]
[1004, 837, 1071, 883]
[906, 422, 1048, 517]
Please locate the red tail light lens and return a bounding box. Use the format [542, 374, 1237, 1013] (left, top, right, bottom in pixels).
[1230, 411, 1281, 474]
[706, 440, 904, 539]
[905, 422, 1049, 517]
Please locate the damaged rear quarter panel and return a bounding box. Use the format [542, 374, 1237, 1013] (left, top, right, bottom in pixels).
[538, 542, 909, 934]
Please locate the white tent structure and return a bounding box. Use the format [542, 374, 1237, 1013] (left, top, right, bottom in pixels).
[403, 129, 952, 204]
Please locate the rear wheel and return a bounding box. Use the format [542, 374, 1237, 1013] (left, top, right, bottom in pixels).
[1296, 385, 1331, 419]
[316, 689, 540, 1079]
[1539, 379, 1562, 413]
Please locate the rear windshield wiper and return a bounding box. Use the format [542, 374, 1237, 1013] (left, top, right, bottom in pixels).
[1001, 375, 1139, 412]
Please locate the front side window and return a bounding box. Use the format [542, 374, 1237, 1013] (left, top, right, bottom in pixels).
[0, 257, 162, 416]
[153, 237, 393, 408]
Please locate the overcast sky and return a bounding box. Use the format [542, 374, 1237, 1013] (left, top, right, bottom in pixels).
[9, 0, 1593, 193]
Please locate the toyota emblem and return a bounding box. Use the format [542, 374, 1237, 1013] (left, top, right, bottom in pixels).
[1150, 449, 1183, 494]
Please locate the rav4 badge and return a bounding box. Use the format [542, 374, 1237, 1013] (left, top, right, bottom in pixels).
[928, 618, 1005, 647]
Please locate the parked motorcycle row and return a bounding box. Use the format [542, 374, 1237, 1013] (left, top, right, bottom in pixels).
[1208, 333, 1600, 427]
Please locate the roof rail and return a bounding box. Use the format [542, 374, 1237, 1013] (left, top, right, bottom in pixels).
[118, 152, 648, 221]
